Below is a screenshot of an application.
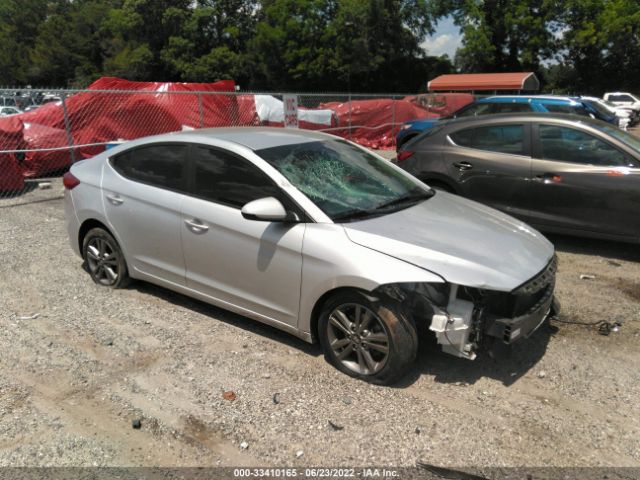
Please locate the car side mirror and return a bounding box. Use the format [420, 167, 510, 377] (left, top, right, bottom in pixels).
[241, 197, 297, 222]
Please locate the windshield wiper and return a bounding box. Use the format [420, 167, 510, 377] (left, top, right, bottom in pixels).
[332, 208, 383, 223]
[332, 190, 433, 223]
[373, 190, 434, 212]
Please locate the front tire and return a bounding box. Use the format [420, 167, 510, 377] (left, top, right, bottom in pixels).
[318, 291, 417, 385]
[82, 228, 130, 288]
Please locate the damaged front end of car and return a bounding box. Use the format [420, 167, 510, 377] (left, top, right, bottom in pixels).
[376, 255, 560, 360]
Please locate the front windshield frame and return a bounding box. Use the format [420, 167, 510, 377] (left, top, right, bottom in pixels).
[586, 100, 614, 117]
[601, 99, 621, 109]
[255, 139, 433, 222]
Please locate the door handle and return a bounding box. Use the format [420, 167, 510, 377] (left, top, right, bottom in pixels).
[453, 161, 473, 171]
[106, 194, 124, 205]
[184, 218, 209, 233]
[534, 173, 562, 184]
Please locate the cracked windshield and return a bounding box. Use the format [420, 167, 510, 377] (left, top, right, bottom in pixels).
[257, 139, 431, 221]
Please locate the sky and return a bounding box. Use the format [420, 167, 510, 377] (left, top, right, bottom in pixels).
[420, 16, 463, 59]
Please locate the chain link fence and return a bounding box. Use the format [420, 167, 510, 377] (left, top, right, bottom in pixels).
[0, 88, 473, 203]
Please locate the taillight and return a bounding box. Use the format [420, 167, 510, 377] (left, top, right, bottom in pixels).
[396, 150, 415, 162]
[63, 171, 80, 190]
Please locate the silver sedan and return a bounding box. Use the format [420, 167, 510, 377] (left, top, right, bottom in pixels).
[64, 128, 559, 384]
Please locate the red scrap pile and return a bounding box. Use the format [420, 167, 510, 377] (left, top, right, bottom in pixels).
[0, 78, 472, 191]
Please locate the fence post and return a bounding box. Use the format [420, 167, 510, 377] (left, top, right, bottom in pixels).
[348, 93, 352, 141]
[392, 94, 396, 148]
[198, 93, 205, 128]
[60, 93, 76, 164]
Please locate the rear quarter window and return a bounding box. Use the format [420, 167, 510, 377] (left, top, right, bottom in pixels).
[406, 123, 446, 147]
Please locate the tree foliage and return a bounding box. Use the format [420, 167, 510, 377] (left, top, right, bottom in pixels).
[0, 0, 451, 92]
[551, 0, 640, 94]
[2, 0, 637, 94]
[434, 0, 640, 94]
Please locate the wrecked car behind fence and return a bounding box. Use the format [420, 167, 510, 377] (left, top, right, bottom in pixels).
[0, 78, 470, 195]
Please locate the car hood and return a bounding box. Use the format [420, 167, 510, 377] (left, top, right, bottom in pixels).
[343, 192, 554, 292]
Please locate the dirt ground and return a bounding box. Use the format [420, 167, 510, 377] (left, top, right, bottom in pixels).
[0, 162, 639, 473]
[0, 132, 640, 478]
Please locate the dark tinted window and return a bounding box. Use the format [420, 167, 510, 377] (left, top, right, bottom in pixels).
[493, 102, 532, 113]
[544, 103, 589, 116]
[539, 125, 632, 166]
[609, 94, 634, 102]
[450, 125, 525, 155]
[112, 144, 186, 190]
[455, 103, 496, 117]
[191, 146, 281, 208]
[449, 128, 474, 147]
[410, 123, 446, 146]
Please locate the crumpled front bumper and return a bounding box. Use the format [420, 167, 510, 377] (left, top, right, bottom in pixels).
[485, 288, 560, 344]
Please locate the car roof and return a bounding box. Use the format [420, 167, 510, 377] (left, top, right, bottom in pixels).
[479, 95, 582, 105]
[138, 127, 336, 151]
[434, 111, 602, 129]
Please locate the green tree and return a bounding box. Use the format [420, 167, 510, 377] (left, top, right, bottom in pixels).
[160, 0, 259, 83]
[0, 0, 50, 85]
[0, 0, 451, 90]
[553, 0, 640, 94]
[248, 0, 446, 92]
[26, 0, 120, 87]
[433, 0, 560, 74]
[101, 0, 191, 80]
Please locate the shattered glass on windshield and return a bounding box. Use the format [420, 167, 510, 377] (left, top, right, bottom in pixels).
[257, 139, 426, 220]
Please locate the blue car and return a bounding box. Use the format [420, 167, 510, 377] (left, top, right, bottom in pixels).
[396, 95, 612, 150]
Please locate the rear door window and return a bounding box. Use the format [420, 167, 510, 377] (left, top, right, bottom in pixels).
[111, 144, 187, 192]
[538, 125, 633, 166]
[450, 125, 526, 155]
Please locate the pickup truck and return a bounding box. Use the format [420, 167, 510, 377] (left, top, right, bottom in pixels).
[603, 92, 640, 114]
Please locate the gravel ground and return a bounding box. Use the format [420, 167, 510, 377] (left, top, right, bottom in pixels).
[0, 164, 639, 471]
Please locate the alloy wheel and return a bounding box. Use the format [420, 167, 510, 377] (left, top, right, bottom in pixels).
[85, 236, 121, 286]
[327, 303, 390, 375]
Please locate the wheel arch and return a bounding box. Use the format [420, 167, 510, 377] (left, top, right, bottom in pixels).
[309, 286, 370, 343]
[78, 219, 116, 259]
[307, 281, 439, 344]
[397, 131, 419, 150]
[419, 174, 459, 194]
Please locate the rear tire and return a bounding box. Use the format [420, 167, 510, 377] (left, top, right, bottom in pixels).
[82, 228, 130, 288]
[318, 290, 417, 385]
